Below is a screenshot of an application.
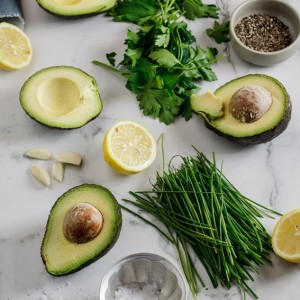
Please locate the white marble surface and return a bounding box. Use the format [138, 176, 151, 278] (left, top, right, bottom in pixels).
[1, 0, 300, 299]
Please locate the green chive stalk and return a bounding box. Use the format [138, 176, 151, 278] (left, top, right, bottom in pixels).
[122, 149, 279, 299]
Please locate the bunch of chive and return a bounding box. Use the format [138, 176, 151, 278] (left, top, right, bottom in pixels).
[122, 150, 279, 299]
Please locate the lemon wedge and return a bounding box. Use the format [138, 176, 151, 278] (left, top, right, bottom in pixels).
[272, 208, 300, 263]
[0, 22, 33, 70]
[103, 120, 157, 175]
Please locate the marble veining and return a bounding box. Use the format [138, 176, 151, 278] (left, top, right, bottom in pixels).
[1, 0, 300, 299]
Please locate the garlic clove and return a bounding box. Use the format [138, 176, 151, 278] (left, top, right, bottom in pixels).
[52, 162, 65, 183]
[31, 165, 51, 187]
[55, 151, 82, 166]
[55, 152, 82, 166]
[25, 148, 52, 160]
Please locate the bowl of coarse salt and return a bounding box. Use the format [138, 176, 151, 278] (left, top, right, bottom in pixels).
[229, 0, 300, 66]
[99, 253, 187, 300]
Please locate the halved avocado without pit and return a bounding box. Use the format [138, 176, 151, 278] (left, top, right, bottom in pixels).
[20, 66, 103, 129]
[191, 74, 291, 145]
[36, 0, 116, 18]
[41, 184, 122, 276]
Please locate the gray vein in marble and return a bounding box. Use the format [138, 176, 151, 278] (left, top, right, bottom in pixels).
[266, 142, 279, 208]
[79, 124, 103, 142]
[19, 231, 42, 244]
[214, 0, 237, 77]
[0, 237, 12, 243]
[10, 152, 24, 162]
[216, 0, 230, 20]
[128, 218, 140, 226]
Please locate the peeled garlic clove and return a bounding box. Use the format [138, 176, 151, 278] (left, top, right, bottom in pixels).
[52, 162, 65, 183]
[25, 148, 52, 160]
[55, 152, 82, 166]
[31, 165, 51, 187]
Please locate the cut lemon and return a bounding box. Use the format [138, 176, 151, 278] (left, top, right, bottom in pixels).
[272, 208, 300, 263]
[103, 120, 157, 175]
[0, 22, 33, 70]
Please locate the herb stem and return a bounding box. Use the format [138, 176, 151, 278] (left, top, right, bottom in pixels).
[122, 150, 277, 298]
[92, 60, 129, 77]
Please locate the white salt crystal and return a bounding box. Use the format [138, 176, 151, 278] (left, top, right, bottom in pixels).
[114, 282, 162, 300]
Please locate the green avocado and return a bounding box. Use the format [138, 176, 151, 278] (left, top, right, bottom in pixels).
[36, 0, 116, 18]
[41, 184, 122, 276]
[20, 66, 102, 129]
[191, 74, 291, 145]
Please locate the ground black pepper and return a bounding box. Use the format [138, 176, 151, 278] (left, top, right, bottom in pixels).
[234, 14, 292, 52]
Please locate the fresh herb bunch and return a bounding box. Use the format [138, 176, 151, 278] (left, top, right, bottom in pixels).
[93, 0, 221, 124]
[122, 150, 279, 299]
[110, 0, 219, 22]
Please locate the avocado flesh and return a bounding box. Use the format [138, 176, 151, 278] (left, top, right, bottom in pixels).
[41, 184, 122, 276]
[20, 66, 102, 129]
[191, 91, 224, 120]
[36, 0, 116, 18]
[200, 74, 291, 145]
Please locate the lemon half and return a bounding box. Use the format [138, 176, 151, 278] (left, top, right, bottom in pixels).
[272, 208, 300, 263]
[103, 121, 157, 175]
[0, 22, 33, 70]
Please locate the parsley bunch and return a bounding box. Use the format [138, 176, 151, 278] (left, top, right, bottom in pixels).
[93, 0, 221, 124]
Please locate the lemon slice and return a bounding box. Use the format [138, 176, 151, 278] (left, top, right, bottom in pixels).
[103, 120, 157, 175]
[0, 22, 33, 70]
[272, 208, 300, 263]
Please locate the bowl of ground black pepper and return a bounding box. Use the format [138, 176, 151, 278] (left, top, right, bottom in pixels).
[229, 0, 300, 66]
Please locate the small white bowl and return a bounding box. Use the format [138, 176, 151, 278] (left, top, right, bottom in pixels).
[229, 0, 300, 66]
[99, 253, 187, 300]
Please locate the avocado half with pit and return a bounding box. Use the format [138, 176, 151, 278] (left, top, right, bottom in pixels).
[36, 0, 116, 18]
[41, 184, 122, 276]
[20, 66, 102, 129]
[191, 74, 291, 145]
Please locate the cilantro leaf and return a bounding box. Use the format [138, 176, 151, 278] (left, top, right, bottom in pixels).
[206, 20, 230, 43]
[126, 58, 157, 92]
[149, 49, 180, 68]
[137, 88, 162, 119]
[158, 70, 180, 91]
[180, 0, 219, 20]
[110, 0, 157, 23]
[137, 87, 183, 124]
[94, 0, 220, 125]
[180, 97, 194, 120]
[124, 47, 142, 67]
[154, 25, 171, 47]
[106, 52, 116, 66]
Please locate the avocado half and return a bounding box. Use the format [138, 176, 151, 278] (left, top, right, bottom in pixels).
[41, 184, 122, 276]
[36, 0, 116, 18]
[20, 66, 103, 129]
[191, 74, 291, 145]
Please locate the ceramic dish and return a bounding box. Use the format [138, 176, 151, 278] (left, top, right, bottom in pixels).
[229, 0, 300, 66]
[99, 253, 187, 300]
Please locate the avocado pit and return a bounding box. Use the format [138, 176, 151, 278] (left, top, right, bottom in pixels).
[229, 85, 272, 123]
[191, 74, 291, 145]
[63, 202, 103, 244]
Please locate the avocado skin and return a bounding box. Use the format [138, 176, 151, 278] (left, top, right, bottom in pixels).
[204, 96, 292, 146]
[36, 0, 115, 19]
[41, 184, 122, 276]
[20, 66, 103, 130]
[36, 5, 109, 19]
[24, 111, 102, 130]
